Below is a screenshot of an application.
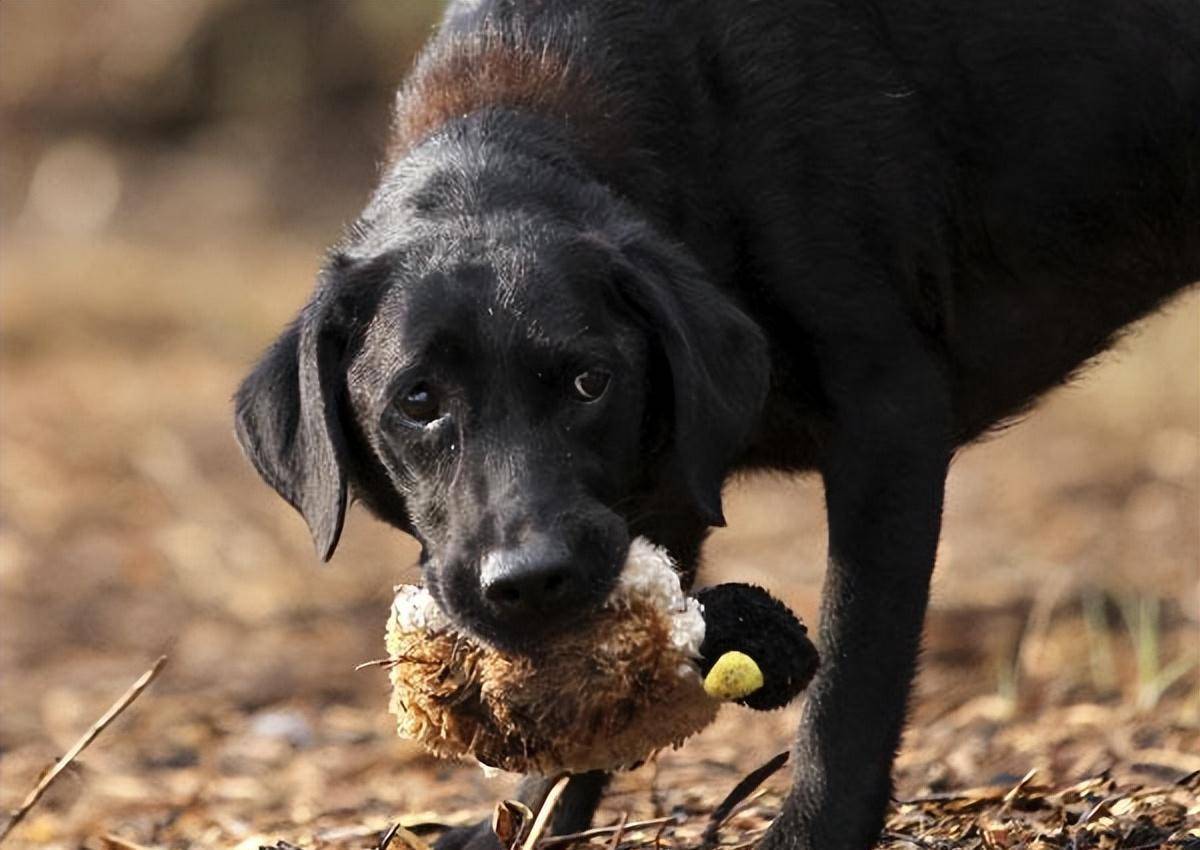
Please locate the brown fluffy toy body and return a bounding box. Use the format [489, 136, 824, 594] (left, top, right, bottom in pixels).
[386, 538, 817, 775]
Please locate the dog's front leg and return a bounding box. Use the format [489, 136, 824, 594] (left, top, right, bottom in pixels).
[434, 772, 608, 850]
[764, 348, 952, 850]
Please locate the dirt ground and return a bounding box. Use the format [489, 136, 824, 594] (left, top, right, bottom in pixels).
[1, 3, 1198, 848]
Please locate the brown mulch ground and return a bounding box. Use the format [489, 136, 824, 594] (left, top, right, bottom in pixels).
[4, 674, 1197, 850]
[469, 766, 1200, 850]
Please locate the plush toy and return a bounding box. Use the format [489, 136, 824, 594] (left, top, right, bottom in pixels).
[385, 537, 818, 775]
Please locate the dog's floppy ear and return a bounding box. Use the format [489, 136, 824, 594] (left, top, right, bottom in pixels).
[233, 270, 355, 561]
[609, 229, 770, 526]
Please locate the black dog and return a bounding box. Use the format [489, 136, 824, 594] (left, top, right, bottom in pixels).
[234, 2, 1200, 848]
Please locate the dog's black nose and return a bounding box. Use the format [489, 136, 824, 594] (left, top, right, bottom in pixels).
[480, 539, 582, 622]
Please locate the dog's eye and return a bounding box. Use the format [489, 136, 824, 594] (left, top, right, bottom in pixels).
[572, 368, 611, 402]
[397, 382, 442, 424]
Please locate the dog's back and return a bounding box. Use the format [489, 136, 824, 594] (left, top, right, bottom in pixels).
[881, 0, 1199, 397]
[828, 0, 1200, 432]
[419, 0, 1198, 419]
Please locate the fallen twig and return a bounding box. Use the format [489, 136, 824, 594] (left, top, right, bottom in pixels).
[536, 816, 679, 848]
[379, 823, 404, 850]
[652, 817, 671, 850]
[603, 813, 628, 850]
[523, 775, 571, 850]
[493, 799, 535, 849]
[356, 657, 398, 671]
[998, 767, 1039, 814]
[880, 831, 937, 850]
[99, 833, 159, 850]
[700, 751, 790, 850]
[379, 822, 433, 850]
[0, 655, 168, 845]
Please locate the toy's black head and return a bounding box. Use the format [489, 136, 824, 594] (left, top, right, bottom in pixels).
[695, 583, 819, 711]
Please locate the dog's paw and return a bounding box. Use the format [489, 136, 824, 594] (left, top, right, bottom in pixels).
[757, 801, 881, 850]
[756, 810, 808, 850]
[433, 821, 502, 850]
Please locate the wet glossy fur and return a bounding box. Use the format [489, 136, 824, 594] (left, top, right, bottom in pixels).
[235, 2, 1200, 848]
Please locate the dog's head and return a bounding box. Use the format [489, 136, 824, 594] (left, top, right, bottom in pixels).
[234, 141, 769, 652]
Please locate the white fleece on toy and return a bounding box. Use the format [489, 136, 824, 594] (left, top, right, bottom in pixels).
[613, 537, 706, 658]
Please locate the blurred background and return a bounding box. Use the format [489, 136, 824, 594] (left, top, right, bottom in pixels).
[1, 2, 1196, 848]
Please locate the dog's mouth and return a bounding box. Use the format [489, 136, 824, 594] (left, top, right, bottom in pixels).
[421, 535, 633, 655]
[403, 537, 696, 656]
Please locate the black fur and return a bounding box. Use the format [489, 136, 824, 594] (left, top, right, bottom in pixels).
[234, 2, 1200, 848]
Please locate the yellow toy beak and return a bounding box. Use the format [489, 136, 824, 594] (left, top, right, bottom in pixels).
[703, 651, 764, 701]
